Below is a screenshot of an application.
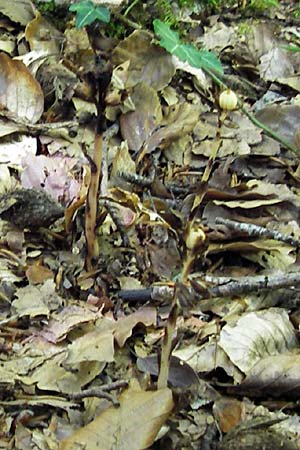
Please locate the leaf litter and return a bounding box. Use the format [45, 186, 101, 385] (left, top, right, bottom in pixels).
[0, 0, 300, 449]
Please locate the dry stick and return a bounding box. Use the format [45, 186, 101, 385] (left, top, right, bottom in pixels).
[215, 216, 300, 247]
[118, 270, 300, 304]
[149, 270, 300, 301]
[205, 271, 300, 298]
[67, 380, 128, 406]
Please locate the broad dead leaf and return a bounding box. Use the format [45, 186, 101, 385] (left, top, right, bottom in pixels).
[256, 105, 300, 147]
[219, 308, 298, 374]
[112, 30, 175, 90]
[120, 82, 162, 151]
[12, 280, 61, 318]
[61, 383, 173, 450]
[114, 307, 157, 347]
[213, 397, 244, 432]
[25, 12, 62, 55]
[0, 52, 44, 123]
[232, 354, 300, 398]
[0, 0, 35, 25]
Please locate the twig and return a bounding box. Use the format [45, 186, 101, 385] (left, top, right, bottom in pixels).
[67, 380, 128, 406]
[118, 171, 154, 187]
[198, 271, 300, 298]
[215, 217, 300, 247]
[113, 10, 141, 30]
[118, 271, 300, 303]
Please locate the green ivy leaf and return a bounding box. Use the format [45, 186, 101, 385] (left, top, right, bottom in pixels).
[181, 44, 223, 75]
[153, 19, 181, 54]
[153, 19, 223, 75]
[69, 1, 110, 28]
[280, 44, 300, 53]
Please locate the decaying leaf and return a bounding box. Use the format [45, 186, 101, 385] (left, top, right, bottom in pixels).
[219, 308, 298, 374]
[112, 30, 175, 90]
[13, 280, 61, 317]
[0, 52, 44, 123]
[232, 354, 300, 398]
[0, 0, 35, 25]
[120, 82, 162, 151]
[61, 383, 173, 450]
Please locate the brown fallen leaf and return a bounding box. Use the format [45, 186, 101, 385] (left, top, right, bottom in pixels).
[112, 30, 175, 90]
[230, 354, 300, 398]
[61, 382, 174, 450]
[0, 52, 44, 123]
[26, 263, 54, 285]
[213, 397, 244, 433]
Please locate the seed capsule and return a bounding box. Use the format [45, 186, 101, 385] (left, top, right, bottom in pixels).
[219, 89, 238, 111]
[185, 227, 206, 251]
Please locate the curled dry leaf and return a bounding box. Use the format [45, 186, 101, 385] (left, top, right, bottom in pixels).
[0, 0, 35, 26]
[25, 12, 62, 55]
[0, 52, 44, 123]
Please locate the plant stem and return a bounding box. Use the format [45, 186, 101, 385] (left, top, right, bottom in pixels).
[85, 131, 103, 271]
[240, 104, 299, 155]
[124, 0, 140, 17]
[157, 297, 178, 389]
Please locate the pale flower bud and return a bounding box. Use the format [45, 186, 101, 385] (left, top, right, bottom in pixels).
[219, 89, 238, 111]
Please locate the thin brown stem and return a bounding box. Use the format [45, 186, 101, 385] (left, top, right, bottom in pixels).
[85, 132, 103, 271]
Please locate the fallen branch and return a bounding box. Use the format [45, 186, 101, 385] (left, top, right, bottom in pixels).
[118, 271, 300, 303]
[215, 217, 300, 247]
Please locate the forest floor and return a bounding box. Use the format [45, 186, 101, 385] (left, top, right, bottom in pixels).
[0, 0, 300, 449]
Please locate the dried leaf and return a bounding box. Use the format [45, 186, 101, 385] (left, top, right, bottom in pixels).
[219, 308, 298, 374]
[213, 397, 244, 432]
[112, 30, 175, 90]
[120, 82, 162, 151]
[233, 354, 300, 398]
[114, 307, 157, 347]
[0, 52, 44, 123]
[61, 383, 173, 450]
[0, 0, 35, 25]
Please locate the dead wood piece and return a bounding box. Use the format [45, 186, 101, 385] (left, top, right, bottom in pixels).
[0, 188, 64, 228]
[215, 217, 299, 247]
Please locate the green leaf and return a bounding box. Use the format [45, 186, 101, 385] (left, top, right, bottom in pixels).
[153, 19, 223, 76]
[69, 1, 110, 28]
[153, 19, 181, 54]
[280, 44, 300, 53]
[181, 45, 224, 74]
